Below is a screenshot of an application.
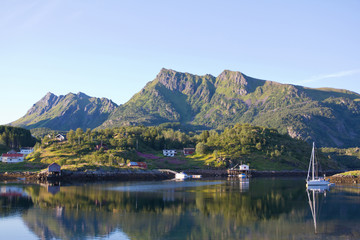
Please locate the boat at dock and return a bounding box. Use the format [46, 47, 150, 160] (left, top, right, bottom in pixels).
[175, 172, 190, 180]
[306, 142, 330, 187]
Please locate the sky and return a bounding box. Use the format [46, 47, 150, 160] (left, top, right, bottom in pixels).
[0, 0, 359, 125]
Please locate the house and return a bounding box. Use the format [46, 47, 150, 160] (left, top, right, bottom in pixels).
[48, 163, 61, 176]
[55, 134, 65, 142]
[20, 147, 34, 155]
[127, 162, 147, 169]
[183, 148, 195, 155]
[163, 149, 176, 157]
[137, 162, 147, 169]
[1, 153, 24, 163]
[239, 164, 249, 171]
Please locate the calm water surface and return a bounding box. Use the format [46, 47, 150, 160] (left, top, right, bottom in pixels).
[0, 178, 359, 240]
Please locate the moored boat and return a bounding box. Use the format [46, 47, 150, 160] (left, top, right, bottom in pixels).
[306, 142, 330, 187]
[175, 172, 190, 180]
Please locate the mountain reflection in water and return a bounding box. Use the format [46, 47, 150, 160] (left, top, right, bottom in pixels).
[0, 178, 360, 240]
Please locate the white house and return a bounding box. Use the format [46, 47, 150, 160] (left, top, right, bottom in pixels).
[239, 164, 249, 171]
[20, 147, 34, 155]
[1, 153, 24, 163]
[55, 134, 65, 142]
[163, 149, 176, 157]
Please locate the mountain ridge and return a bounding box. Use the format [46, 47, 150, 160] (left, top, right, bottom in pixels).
[11, 92, 117, 131]
[10, 68, 360, 147]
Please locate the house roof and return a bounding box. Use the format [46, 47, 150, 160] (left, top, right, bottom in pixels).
[49, 163, 60, 167]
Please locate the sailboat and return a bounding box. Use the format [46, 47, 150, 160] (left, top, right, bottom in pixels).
[306, 142, 330, 187]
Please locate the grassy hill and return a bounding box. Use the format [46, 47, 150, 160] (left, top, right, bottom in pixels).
[16, 124, 341, 172]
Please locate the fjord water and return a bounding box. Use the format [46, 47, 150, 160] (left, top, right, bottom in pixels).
[1, 178, 359, 240]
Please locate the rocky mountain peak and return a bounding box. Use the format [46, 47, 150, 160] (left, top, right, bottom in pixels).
[156, 68, 184, 91]
[76, 92, 90, 98]
[217, 70, 248, 86]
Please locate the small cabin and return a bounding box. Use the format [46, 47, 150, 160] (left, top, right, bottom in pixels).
[183, 148, 195, 155]
[48, 163, 61, 176]
[163, 149, 176, 157]
[55, 134, 65, 142]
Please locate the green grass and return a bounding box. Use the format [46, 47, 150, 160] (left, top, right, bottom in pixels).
[0, 161, 47, 172]
[337, 170, 360, 177]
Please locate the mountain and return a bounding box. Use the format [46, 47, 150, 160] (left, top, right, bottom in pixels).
[11, 92, 117, 131]
[101, 68, 360, 147]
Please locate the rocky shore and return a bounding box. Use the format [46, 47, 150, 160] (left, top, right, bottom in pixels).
[0, 170, 172, 182]
[328, 174, 360, 184]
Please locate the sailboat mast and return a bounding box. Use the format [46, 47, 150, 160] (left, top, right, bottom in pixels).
[312, 142, 315, 180]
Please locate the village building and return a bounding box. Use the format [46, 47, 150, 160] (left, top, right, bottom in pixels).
[163, 149, 176, 157]
[1, 153, 24, 163]
[183, 148, 195, 155]
[127, 162, 147, 169]
[55, 134, 65, 142]
[48, 163, 61, 176]
[239, 164, 249, 171]
[20, 147, 34, 155]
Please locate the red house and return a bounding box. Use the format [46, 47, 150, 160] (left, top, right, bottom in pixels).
[183, 148, 195, 155]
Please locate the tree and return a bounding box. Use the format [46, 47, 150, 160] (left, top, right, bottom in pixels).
[196, 142, 209, 155]
[67, 130, 76, 144]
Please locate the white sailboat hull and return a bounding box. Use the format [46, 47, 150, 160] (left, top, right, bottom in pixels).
[307, 179, 330, 186]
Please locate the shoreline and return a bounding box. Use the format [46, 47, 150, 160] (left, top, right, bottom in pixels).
[0, 169, 346, 182]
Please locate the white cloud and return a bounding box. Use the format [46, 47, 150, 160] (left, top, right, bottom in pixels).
[298, 69, 360, 84]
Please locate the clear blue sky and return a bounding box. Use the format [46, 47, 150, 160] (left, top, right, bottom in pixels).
[1, 0, 359, 125]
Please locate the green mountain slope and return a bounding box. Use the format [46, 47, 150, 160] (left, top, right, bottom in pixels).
[102, 68, 360, 147]
[11, 92, 117, 131]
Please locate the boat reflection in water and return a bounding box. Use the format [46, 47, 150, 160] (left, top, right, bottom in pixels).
[306, 184, 330, 234]
[228, 177, 250, 192]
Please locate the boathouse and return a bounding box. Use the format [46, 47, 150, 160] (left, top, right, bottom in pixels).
[227, 164, 251, 177]
[48, 163, 61, 176]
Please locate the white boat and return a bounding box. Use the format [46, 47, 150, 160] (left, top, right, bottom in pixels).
[175, 172, 190, 180]
[306, 142, 330, 187]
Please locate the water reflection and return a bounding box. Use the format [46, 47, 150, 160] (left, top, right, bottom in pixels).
[228, 177, 250, 192]
[0, 179, 360, 239]
[306, 185, 330, 233]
